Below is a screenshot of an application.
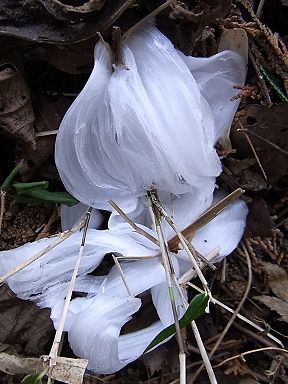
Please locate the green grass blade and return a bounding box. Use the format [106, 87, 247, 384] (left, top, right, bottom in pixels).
[17, 189, 78, 206]
[13, 181, 49, 194]
[0, 160, 24, 191]
[144, 292, 209, 353]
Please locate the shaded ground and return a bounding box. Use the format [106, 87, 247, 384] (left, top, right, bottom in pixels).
[0, 1, 287, 383]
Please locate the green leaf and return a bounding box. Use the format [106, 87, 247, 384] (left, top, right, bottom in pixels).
[144, 293, 209, 352]
[13, 181, 49, 194]
[21, 370, 47, 384]
[17, 189, 78, 206]
[0, 160, 24, 191]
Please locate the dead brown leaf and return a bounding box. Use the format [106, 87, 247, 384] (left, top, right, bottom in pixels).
[0, 0, 134, 44]
[262, 262, 288, 303]
[17, 95, 73, 180]
[0, 285, 53, 356]
[0, 59, 35, 149]
[245, 198, 274, 237]
[231, 104, 288, 183]
[254, 295, 288, 322]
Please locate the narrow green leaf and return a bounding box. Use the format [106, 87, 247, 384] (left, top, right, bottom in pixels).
[21, 370, 47, 384]
[144, 293, 209, 352]
[0, 160, 24, 191]
[17, 189, 78, 206]
[13, 181, 49, 194]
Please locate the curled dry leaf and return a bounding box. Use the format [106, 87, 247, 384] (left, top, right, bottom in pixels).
[17, 95, 73, 180]
[254, 295, 288, 323]
[231, 104, 288, 182]
[0, 59, 35, 149]
[261, 262, 288, 303]
[0, 0, 134, 44]
[0, 286, 53, 356]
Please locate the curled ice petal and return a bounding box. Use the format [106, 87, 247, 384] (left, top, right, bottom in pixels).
[180, 50, 247, 141]
[61, 203, 104, 231]
[55, 24, 225, 209]
[0, 228, 158, 301]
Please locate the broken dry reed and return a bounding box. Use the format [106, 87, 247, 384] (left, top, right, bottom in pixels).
[0, 220, 85, 285]
[238, 121, 267, 180]
[214, 347, 288, 368]
[188, 242, 252, 383]
[108, 199, 158, 245]
[148, 191, 186, 384]
[48, 208, 92, 368]
[188, 282, 283, 347]
[168, 188, 245, 251]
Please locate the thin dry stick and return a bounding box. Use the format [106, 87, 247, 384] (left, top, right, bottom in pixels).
[0, 221, 84, 284]
[187, 282, 283, 347]
[214, 347, 288, 368]
[189, 242, 252, 383]
[168, 188, 245, 251]
[123, 0, 175, 39]
[48, 208, 92, 363]
[238, 121, 267, 180]
[178, 247, 220, 285]
[190, 321, 218, 384]
[248, 49, 272, 107]
[108, 199, 158, 245]
[0, 190, 5, 234]
[112, 254, 132, 296]
[244, 128, 288, 156]
[148, 192, 186, 384]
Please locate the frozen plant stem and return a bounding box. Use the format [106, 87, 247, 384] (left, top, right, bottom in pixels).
[48, 208, 92, 369]
[148, 191, 186, 384]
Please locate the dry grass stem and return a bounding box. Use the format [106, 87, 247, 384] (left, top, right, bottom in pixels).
[35, 130, 58, 137]
[48, 208, 92, 367]
[188, 282, 283, 347]
[189, 242, 253, 382]
[256, 0, 266, 18]
[244, 128, 288, 156]
[108, 199, 158, 245]
[190, 321, 218, 384]
[168, 188, 245, 251]
[0, 220, 84, 284]
[148, 192, 186, 384]
[214, 347, 288, 368]
[178, 247, 220, 285]
[238, 121, 268, 180]
[112, 254, 133, 296]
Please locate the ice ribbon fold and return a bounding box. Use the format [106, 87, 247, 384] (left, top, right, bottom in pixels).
[55, 24, 246, 210]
